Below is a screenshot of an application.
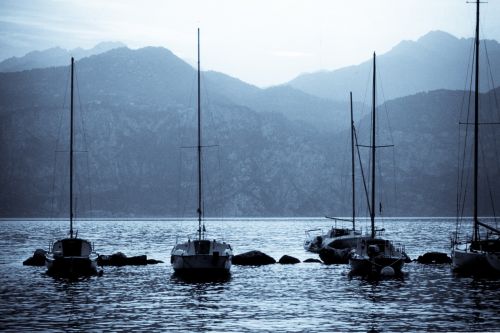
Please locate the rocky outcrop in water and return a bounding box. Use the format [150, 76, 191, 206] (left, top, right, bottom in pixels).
[417, 252, 452, 264]
[23, 249, 47, 266]
[97, 252, 163, 266]
[232, 250, 276, 266]
[319, 247, 351, 265]
[303, 258, 322, 263]
[278, 255, 300, 264]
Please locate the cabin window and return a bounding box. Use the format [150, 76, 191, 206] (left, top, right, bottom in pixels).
[62, 239, 82, 256]
[194, 240, 211, 254]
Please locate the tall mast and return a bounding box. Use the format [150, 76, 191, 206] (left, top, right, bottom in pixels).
[473, 0, 480, 241]
[350, 92, 356, 230]
[197, 28, 203, 241]
[370, 53, 376, 239]
[69, 57, 74, 239]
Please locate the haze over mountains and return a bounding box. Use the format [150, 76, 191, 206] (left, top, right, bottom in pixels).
[1, 30, 499, 218]
[289, 31, 500, 102]
[0, 42, 126, 73]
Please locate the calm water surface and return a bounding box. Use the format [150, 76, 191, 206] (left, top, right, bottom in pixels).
[0, 218, 499, 332]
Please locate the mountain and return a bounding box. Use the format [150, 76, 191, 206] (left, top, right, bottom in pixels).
[0, 41, 126, 72]
[0, 43, 499, 217]
[288, 31, 500, 102]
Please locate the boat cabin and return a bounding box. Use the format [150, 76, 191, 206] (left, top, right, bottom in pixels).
[51, 238, 93, 257]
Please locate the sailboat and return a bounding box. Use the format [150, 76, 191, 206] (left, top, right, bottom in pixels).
[317, 92, 366, 264]
[451, 0, 500, 275]
[349, 53, 407, 276]
[45, 57, 99, 278]
[170, 29, 233, 277]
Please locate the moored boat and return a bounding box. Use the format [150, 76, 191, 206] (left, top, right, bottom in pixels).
[170, 29, 233, 278]
[451, 0, 500, 275]
[45, 57, 98, 278]
[348, 53, 407, 276]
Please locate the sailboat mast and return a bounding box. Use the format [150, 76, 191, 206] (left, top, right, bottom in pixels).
[197, 28, 203, 241]
[473, 0, 480, 241]
[350, 91, 356, 231]
[69, 57, 74, 239]
[370, 53, 376, 239]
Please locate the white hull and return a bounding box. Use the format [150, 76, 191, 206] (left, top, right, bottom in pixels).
[349, 237, 406, 275]
[171, 239, 232, 276]
[452, 242, 500, 274]
[171, 254, 231, 272]
[45, 238, 98, 277]
[304, 228, 362, 253]
[486, 252, 500, 272]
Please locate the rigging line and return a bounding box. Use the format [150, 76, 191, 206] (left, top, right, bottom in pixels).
[354, 126, 372, 217]
[483, 39, 499, 98]
[216, 145, 225, 220]
[482, 39, 500, 173]
[459, 144, 474, 225]
[200, 70, 225, 220]
[376, 146, 386, 226]
[73, 67, 94, 220]
[49, 151, 60, 221]
[50, 65, 71, 221]
[456, 34, 475, 225]
[339, 122, 350, 207]
[85, 153, 94, 220]
[376, 69, 398, 215]
[458, 44, 476, 220]
[74, 66, 88, 151]
[456, 28, 476, 230]
[176, 147, 183, 218]
[377, 70, 396, 147]
[479, 130, 498, 222]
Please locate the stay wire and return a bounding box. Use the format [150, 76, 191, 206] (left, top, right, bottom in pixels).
[74, 65, 94, 220]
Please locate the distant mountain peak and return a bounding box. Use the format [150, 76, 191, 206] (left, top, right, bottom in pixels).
[417, 30, 459, 45]
[288, 30, 500, 102]
[0, 42, 129, 72]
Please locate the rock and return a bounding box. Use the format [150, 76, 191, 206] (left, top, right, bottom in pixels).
[319, 247, 351, 265]
[232, 250, 276, 266]
[278, 255, 300, 264]
[417, 252, 452, 264]
[146, 259, 164, 265]
[303, 258, 322, 263]
[23, 249, 46, 266]
[97, 252, 163, 266]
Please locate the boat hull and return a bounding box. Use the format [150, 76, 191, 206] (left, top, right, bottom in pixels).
[304, 228, 362, 253]
[349, 237, 406, 276]
[171, 239, 233, 277]
[319, 246, 352, 264]
[452, 242, 500, 274]
[171, 254, 231, 276]
[45, 255, 98, 278]
[349, 255, 404, 275]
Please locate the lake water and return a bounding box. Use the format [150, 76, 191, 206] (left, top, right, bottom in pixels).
[1, 218, 499, 332]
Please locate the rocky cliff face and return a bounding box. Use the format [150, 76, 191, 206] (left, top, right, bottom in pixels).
[1, 45, 499, 217]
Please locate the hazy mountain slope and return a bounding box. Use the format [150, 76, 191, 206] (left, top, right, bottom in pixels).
[289, 31, 500, 102]
[0, 42, 126, 72]
[1, 45, 499, 217]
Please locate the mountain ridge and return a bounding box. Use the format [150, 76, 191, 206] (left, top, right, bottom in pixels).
[287, 30, 500, 101]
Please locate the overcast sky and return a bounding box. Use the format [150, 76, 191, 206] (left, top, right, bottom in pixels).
[1, 0, 499, 87]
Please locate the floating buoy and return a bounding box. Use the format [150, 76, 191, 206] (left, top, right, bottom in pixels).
[380, 266, 395, 276]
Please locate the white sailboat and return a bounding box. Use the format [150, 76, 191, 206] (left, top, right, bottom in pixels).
[171, 29, 233, 277]
[317, 92, 366, 264]
[349, 53, 407, 276]
[451, 0, 500, 275]
[45, 57, 98, 278]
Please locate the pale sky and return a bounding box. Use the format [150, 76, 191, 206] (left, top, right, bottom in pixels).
[1, 0, 499, 87]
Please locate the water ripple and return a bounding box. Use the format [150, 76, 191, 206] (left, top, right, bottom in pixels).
[0, 218, 499, 332]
